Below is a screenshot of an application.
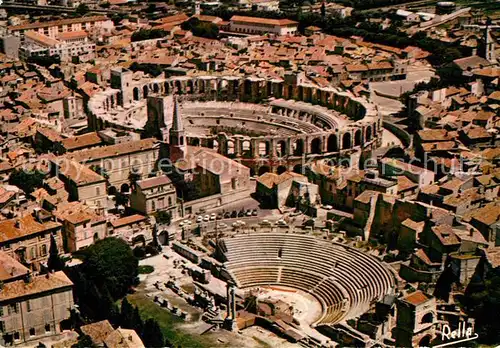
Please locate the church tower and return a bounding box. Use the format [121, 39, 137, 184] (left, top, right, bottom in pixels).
[169, 96, 187, 161]
[478, 19, 497, 63]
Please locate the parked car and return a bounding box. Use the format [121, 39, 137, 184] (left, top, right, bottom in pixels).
[252, 209, 258, 216]
[245, 210, 252, 216]
[196, 216, 203, 223]
[277, 219, 287, 226]
[322, 205, 333, 210]
[224, 212, 231, 219]
[259, 219, 271, 226]
[216, 213, 223, 220]
[210, 213, 216, 220]
[203, 215, 210, 222]
[231, 211, 238, 218]
[237, 210, 245, 218]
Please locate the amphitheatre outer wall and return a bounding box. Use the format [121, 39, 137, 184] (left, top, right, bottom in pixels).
[88, 70, 383, 174]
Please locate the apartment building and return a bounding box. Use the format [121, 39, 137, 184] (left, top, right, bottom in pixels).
[8, 16, 114, 40]
[130, 175, 178, 218]
[0, 210, 63, 271]
[0, 271, 74, 346]
[229, 15, 298, 35]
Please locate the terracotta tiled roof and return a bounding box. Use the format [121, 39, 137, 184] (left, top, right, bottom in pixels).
[61, 132, 103, 152]
[0, 252, 30, 282]
[81, 320, 114, 345]
[403, 290, 430, 306]
[53, 159, 105, 186]
[257, 171, 304, 189]
[65, 138, 157, 163]
[0, 214, 61, 243]
[137, 175, 172, 190]
[230, 15, 297, 27]
[104, 328, 144, 348]
[57, 30, 88, 41]
[9, 16, 109, 31]
[0, 271, 72, 301]
[111, 214, 147, 228]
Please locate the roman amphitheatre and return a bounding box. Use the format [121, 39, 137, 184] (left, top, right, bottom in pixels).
[88, 68, 398, 345]
[88, 69, 382, 175]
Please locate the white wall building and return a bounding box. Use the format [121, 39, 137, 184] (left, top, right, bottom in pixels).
[229, 15, 298, 35]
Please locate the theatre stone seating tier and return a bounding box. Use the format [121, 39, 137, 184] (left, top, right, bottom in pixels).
[218, 233, 395, 326]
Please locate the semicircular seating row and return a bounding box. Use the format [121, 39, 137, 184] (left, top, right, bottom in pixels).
[219, 233, 395, 326]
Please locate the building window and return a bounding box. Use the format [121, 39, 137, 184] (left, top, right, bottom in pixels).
[8, 303, 19, 314]
[13, 332, 20, 340]
[168, 197, 172, 206]
[29, 328, 35, 337]
[45, 324, 51, 333]
[96, 187, 100, 196]
[29, 247, 36, 260]
[151, 201, 156, 211]
[0, 321, 4, 333]
[41, 244, 47, 256]
[26, 300, 31, 312]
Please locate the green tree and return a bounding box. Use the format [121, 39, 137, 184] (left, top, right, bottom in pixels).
[47, 233, 65, 272]
[129, 171, 141, 191]
[76, 3, 89, 15]
[115, 192, 129, 207]
[132, 306, 144, 335]
[462, 271, 500, 344]
[9, 169, 45, 194]
[77, 238, 138, 300]
[141, 319, 164, 348]
[71, 334, 95, 348]
[120, 298, 135, 329]
[131, 29, 167, 42]
[155, 211, 172, 225]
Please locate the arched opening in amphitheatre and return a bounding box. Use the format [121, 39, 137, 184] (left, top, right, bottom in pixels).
[259, 141, 270, 157]
[212, 140, 219, 152]
[366, 126, 372, 142]
[153, 83, 159, 93]
[327, 134, 338, 152]
[226, 140, 235, 156]
[191, 138, 200, 146]
[108, 186, 117, 196]
[287, 85, 293, 99]
[354, 129, 362, 147]
[267, 81, 272, 96]
[242, 140, 252, 158]
[175, 81, 182, 93]
[342, 133, 352, 150]
[199, 80, 205, 93]
[298, 86, 304, 101]
[311, 138, 322, 155]
[143, 85, 148, 98]
[293, 139, 304, 156]
[187, 80, 194, 93]
[276, 140, 287, 158]
[277, 165, 287, 174]
[164, 82, 170, 94]
[133, 87, 140, 101]
[244, 80, 251, 95]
